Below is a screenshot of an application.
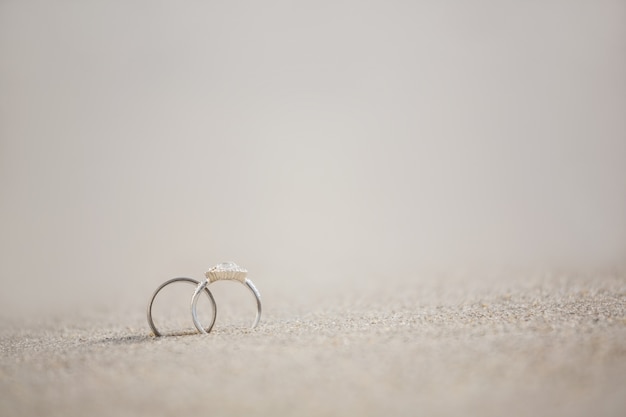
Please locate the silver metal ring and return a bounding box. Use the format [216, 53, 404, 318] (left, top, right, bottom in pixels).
[191, 263, 262, 333]
[147, 277, 217, 337]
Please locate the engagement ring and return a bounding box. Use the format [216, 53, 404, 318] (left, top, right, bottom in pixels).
[191, 262, 262, 334]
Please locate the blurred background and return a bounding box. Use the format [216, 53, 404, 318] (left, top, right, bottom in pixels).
[1, 0, 625, 318]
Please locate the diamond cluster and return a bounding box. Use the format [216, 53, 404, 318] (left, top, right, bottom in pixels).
[205, 262, 248, 283]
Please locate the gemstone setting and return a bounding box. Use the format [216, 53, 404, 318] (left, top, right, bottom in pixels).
[205, 262, 248, 283]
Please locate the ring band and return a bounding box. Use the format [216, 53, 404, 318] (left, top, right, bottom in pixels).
[191, 263, 262, 333]
[147, 277, 217, 337]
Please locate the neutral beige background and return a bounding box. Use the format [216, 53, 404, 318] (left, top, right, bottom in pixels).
[1, 2, 625, 416]
[1, 0, 625, 317]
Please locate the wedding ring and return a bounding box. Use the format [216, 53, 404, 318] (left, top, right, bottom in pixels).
[147, 277, 217, 337]
[191, 262, 261, 333]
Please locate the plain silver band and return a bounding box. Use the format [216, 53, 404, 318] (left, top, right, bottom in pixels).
[191, 278, 262, 334]
[147, 277, 217, 337]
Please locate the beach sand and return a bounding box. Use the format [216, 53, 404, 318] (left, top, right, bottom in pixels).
[2, 1, 625, 416]
[1, 272, 624, 417]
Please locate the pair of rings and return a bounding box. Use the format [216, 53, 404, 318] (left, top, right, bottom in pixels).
[147, 262, 261, 336]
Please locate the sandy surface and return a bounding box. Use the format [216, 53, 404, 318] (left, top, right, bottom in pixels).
[1, 272, 625, 417]
[2, 2, 625, 416]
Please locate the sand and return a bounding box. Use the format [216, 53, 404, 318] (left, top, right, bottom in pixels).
[1, 272, 625, 417]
